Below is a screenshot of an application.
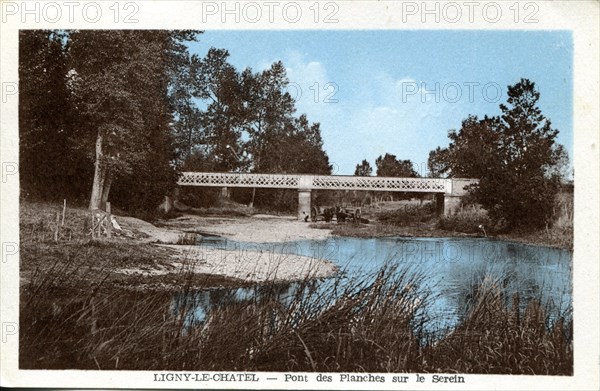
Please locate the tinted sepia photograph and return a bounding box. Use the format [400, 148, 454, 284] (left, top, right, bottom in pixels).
[2, 1, 599, 390]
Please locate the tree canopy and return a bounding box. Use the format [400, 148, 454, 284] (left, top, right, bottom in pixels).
[19, 30, 331, 214]
[354, 159, 373, 176]
[375, 154, 419, 178]
[428, 78, 569, 228]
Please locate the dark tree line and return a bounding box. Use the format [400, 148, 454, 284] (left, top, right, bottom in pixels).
[428, 78, 569, 229]
[352, 154, 420, 202]
[19, 30, 331, 213]
[354, 154, 419, 178]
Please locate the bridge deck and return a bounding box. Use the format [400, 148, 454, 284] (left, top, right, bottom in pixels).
[178, 172, 453, 193]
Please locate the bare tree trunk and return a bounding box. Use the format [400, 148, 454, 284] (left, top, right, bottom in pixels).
[89, 134, 105, 210]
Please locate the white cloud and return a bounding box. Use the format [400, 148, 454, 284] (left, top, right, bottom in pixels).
[283, 51, 331, 113]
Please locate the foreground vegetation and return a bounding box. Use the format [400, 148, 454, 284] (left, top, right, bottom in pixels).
[20, 260, 572, 374]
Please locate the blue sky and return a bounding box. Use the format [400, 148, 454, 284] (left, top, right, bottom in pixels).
[187, 30, 573, 175]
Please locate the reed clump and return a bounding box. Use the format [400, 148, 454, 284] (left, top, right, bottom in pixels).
[20, 261, 572, 374]
[421, 275, 572, 375]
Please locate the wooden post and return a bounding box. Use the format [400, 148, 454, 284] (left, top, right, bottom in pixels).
[54, 212, 60, 242]
[106, 202, 112, 239]
[97, 214, 102, 238]
[91, 211, 95, 239]
[61, 199, 66, 226]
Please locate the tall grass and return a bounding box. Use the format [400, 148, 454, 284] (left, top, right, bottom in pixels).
[422, 274, 572, 374]
[20, 261, 572, 374]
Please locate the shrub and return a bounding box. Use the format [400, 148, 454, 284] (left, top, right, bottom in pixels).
[377, 202, 437, 225]
[438, 204, 492, 234]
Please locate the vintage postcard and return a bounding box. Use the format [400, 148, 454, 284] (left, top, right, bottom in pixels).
[1, 1, 599, 389]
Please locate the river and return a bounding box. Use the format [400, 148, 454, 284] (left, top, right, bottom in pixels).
[172, 236, 572, 332]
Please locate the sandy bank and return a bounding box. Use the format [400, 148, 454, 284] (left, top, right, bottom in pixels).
[175, 214, 332, 242]
[119, 244, 338, 283]
[122, 214, 332, 244]
[114, 214, 336, 283]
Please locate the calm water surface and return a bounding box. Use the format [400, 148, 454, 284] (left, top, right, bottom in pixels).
[173, 236, 572, 330]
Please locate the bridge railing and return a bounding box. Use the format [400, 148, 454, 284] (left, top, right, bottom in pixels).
[178, 172, 451, 193]
[178, 172, 302, 188]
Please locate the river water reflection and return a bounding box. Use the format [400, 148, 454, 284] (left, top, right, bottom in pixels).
[173, 237, 572, 330]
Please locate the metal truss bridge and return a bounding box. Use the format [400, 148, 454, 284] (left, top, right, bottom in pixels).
[177, 172, 477, 219]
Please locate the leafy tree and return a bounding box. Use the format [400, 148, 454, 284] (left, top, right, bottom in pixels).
[254, 114, 329, 175]
[249, 114, 331, 210]
[68, 30, 199, 210]
[170, 54, 204, 164]
[19, 30, 91, 200]
[374, 154, 419, 201]
[427, 147, 447, 178]
[475, 79, 564, 228]
[241, 61, 296, 174]
[428, 115, 501, 178]
[191, 48, 248, 172]
[430, 78, 567, 228]
[375, 153, 419, 177]
[354, 159, 373, 176]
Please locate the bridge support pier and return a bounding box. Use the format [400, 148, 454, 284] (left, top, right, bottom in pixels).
[439, 178, 478, 216]
[298, 189, 312, 221]
[443, 195, 462, 216]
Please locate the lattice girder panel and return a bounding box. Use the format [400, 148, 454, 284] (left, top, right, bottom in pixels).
[310, 175, 448, 193]
[178, 172, 451, 193]
[178, 172, 302, 189]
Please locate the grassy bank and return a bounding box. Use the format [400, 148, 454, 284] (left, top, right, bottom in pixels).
[20, 200, 249, 291]
[20, 262, 572, 374]
[313, 197, 573, 250]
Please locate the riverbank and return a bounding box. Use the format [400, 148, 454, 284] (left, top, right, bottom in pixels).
[304, 200, 572, 250]
[148, 203, 571, 250]
[19, 200, 571, 294]
[19, 201, 337, 293]
[311, 220, 572, 250]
